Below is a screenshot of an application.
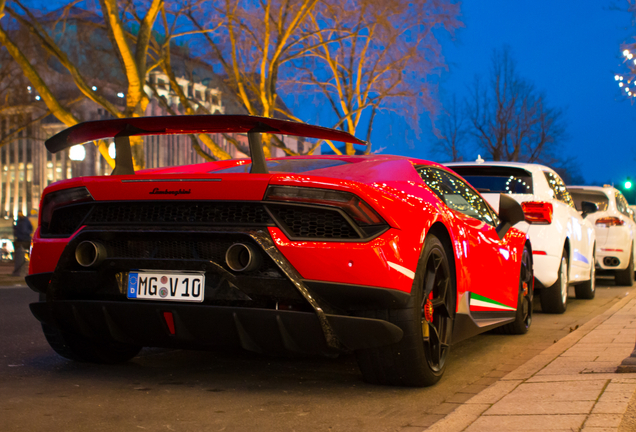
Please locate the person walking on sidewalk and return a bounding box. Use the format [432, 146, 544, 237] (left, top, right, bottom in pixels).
[12, 211, 32, 276]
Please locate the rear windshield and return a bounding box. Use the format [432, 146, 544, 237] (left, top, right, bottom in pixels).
[211, 158, 350, 174]
[448, 166, 534, 194]
[569, 189, 609, 212]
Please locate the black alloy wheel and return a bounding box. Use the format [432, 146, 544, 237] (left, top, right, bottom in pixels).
[354, 233, 456, 387]
[496, 245, 533, 334]
[422, 244, 454, 372]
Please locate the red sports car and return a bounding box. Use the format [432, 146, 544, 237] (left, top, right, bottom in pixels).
[27, 115, 532, 387]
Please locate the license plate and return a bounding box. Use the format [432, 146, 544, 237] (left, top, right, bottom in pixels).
[127, 271, 205, 302]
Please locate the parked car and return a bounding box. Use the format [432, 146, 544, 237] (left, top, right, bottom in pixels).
[445, 161, 597, 314]
[568, 186, 636, 286]
[27, 115, 532, 387]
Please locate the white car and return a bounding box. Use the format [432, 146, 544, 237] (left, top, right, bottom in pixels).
[568, 186, 636, 286]
[446, 161, 597, 313]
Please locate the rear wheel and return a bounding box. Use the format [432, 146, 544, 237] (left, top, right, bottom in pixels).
[42, 324, 141, 364]
[540, 251, 568, 314]
[615, 247, 634, 286]
[575, 248, 596, 299]
[355, 234, 455, 387]
[497, 245, 533, 335]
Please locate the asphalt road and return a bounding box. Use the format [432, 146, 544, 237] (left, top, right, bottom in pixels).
[1, 276, 634, 432]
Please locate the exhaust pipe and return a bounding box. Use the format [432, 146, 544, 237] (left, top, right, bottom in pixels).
[603, 256, 620, 267]
[75, 241, 107, 268]
[225, 243, 262, 272]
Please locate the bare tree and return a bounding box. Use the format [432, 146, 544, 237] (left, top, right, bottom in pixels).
[186, 0, 322, 157]
[296, 0, 462, 155]
[466, 46, 566, 164]
[434, 94, 467, 161]
[0, 0, 166, 170]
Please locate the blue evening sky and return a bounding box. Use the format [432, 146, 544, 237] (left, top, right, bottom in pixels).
[376, 1, 635, 186]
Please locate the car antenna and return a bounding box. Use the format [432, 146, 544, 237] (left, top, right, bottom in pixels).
[476, 154, 485, 164]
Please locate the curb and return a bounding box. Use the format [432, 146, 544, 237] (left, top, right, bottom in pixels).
[425, 290, 636, 432]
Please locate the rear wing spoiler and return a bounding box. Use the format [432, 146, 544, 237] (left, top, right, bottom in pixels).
[45, 115, 366, 175]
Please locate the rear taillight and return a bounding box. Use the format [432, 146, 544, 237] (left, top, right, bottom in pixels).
[596, 217, 624, 227]
[521, 201, 553, 224]
[41, 187, 93, 227]
[265, 186, 383, 225]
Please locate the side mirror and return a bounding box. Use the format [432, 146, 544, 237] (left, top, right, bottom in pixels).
[580, 201, 598, 218]
[496, 194, 525, 240]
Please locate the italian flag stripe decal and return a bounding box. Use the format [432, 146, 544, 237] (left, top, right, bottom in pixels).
[470, 293, 516, 311]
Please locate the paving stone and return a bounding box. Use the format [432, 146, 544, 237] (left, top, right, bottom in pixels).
[526, 375, 614, 383]
[580, 427, 620, 432]
[425, 403, 490, 432]
[604, 383, 636, 393]
[565, 345, 612, 354]
[580, 334, 619, 344]
[427, 403, 461, 415]
[471, 377, 499, 386]
[537, 361, 598, 375]
[484, 382, 604, 415]
[495, 363, 520, 372]
[597, 392, 633, 403]
[466, 380, 522, 405]
[502, 354, 558, 380]
[445, 393, 475, 404]
[559, 353, 599, 361]
[611, 376, 636, 383]
[583, 363, 622, 373]
[464, 414, 586, 431]
[485, 400, 595, 415]
[486, 369, 508, 378]
[591, 401, 630, 414]
[401, 413, 445, 428]
[584, 414, 622, 427]
[456, 384, 490, 395]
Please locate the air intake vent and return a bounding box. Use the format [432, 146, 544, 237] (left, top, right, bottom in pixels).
[267, 205, 360, 239]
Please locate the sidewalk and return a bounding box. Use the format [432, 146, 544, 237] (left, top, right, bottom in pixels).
[426, 290, 636, 432]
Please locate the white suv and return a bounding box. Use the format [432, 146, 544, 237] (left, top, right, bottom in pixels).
[568, 186, 636, 286]
[446, 161, 597, 314]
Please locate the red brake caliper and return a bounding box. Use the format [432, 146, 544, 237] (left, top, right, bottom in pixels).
[422, 293, 434, 338]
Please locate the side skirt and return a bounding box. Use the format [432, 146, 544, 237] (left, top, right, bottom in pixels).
[451, 292, 515, 345]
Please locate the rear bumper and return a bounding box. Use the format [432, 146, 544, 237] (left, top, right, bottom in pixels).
[596, 247, 631, 270]
[30, 299, 403, 354]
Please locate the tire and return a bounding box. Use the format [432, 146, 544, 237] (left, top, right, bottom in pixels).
[615, 247, 634, 286]
[497, 245, 533, 335]
[540, 251, 568, 314]
[355, 233, 455, 387]
[575, 248, 596, 299]
[42, 323, 141, 364]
